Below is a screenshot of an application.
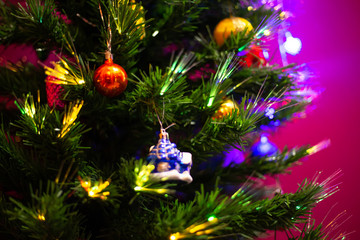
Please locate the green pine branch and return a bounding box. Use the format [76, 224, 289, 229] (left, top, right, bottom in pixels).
[147, 0, 206, 36]
[1, 0, 70, 54]
[231, 64, 297, 96]
[0, 63, 45, 97]
[155, 179, 325, 240]
[5, 182, 84, 240]
[96, 0, 149, 70]
[231, 145, 311, 179]
[185, 95, 263, 162]
[0, 96, 89, 183]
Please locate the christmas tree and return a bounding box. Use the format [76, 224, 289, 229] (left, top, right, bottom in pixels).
[0, 0, 345, 239]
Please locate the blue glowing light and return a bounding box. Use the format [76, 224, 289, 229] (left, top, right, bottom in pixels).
[222, 147, 245, 167]
[265, 107, 275, 119]
[283, 32, 302, 55]
[263, 49, 270, 60]
[251, 135, 278, 157]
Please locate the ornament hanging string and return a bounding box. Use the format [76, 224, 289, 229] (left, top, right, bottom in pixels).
[155, 107, 176, 132]
[99, 3, 112, 59]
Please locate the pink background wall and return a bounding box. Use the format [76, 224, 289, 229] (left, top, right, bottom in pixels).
[1, 0, 359, 238]
[271, 0, 360, 238]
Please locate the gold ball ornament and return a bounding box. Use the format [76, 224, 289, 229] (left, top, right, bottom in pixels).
[212, 99, 239, 120]
[213, 17, 253, 46]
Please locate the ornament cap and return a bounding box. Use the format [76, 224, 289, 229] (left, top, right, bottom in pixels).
[159, 128, 169, 140]
[104, 50, 112, 60]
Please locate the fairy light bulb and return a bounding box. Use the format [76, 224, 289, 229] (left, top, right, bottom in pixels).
[263, 29, 271, 36]
[251, 135, 278, 157]
[283, 31, 302, 55]
[207, 215, 217, 222]
[37, 213, 45, 221]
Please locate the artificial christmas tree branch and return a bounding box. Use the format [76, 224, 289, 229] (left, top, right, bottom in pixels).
[0, 0, 342, 239]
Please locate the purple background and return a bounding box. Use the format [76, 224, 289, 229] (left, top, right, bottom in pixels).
[1, 0, 359, 238]
[269, 0, 360, 238]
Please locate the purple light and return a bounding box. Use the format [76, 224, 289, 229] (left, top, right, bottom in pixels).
[283, 32, 302, 55]
[223, 147, 245, 167]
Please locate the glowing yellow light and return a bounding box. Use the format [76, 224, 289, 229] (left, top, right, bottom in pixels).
[306, 140, 331, 155]
[169, 218, 225, 239]
[208, 216, 217, 222]
[58, 100, 84, 138]
[37, 214, 45, 221]
[247, 6, 254, 11]
[134, 186, 173, 195]
[16, 94, 42, 134]
[279, 11, 287, 20]
[135, 164, 155, 187]
[44, 60, 85, 85]
[78, 176, 111, 199]
[264, 29, 271, 36]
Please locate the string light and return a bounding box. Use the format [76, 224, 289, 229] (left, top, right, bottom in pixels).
[263, 29, 271, 36]
[306, 140, 331, 155]
[134, 162, 174, 195]
[283, 31, 302, 55]
[207, 215, 217, 222]
[134, 186, 173, 194]
[160, 51, 197, 96]
[255, 13, 281, 39]
[169, 217, 225, 239]
[44, 59, 85, 85]
[15, 94, 42, 134]
[78, 176, 111, 200]
[207, 53, 238, 107]
[37, 213, 45, 221]
[58, 100, 84, 138]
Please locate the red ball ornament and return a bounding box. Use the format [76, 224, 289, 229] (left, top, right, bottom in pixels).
[93, 58, 128, 97]
[239, 45, 266, 68]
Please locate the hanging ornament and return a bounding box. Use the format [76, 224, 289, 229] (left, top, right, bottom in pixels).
[212, 99, 239, 120]
[239, 45, 266, 68]
[251, 135, 278, 158]
[147, 128, 192, 183]
[93, 51, 128, 97]
[213, 17, 253, 46]
[45, 76, 65, 109]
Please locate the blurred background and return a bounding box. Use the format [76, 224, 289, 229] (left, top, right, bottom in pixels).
[1, 0, 359, 238]
[271, 0, 360, 238]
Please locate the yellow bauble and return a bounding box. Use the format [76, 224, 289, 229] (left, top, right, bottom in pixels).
[212, 99, 239, 120]
[213, 17, 253, 46]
